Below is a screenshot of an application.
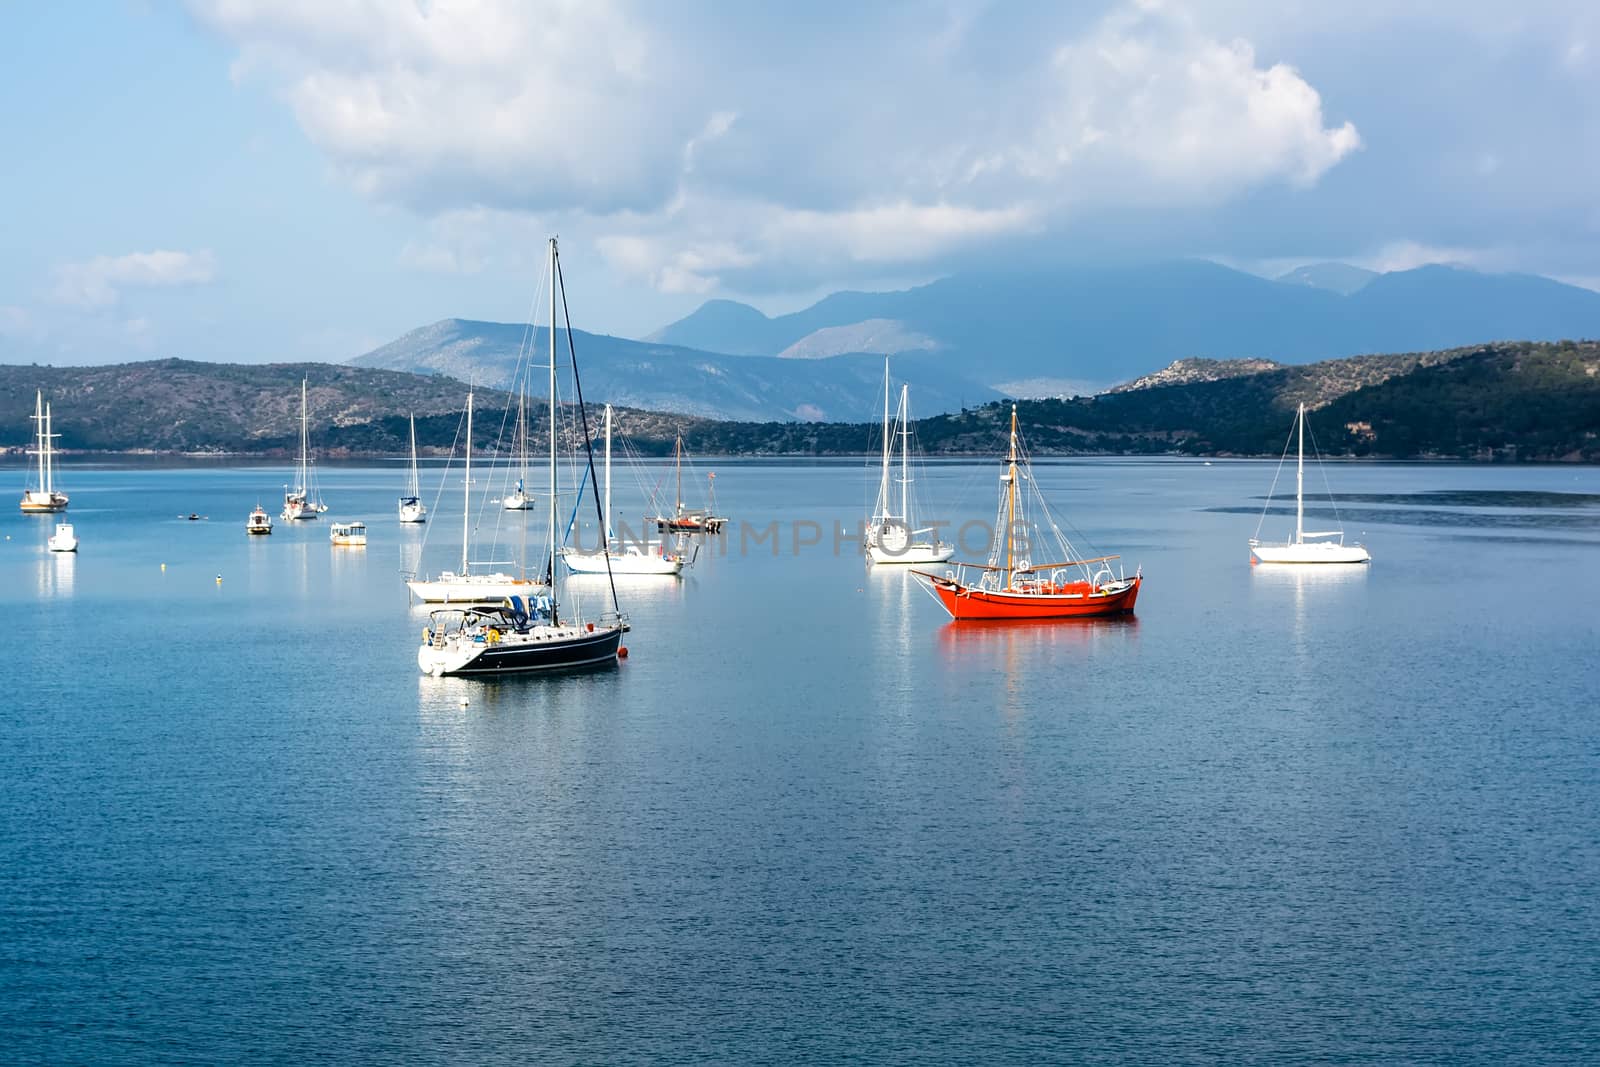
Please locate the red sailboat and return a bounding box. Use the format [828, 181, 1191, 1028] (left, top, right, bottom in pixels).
[913, 405, 1141, 621]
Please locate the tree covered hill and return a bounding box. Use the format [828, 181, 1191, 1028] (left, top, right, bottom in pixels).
[3, 341, 1596, 461]
[678, 341, 1600, 461]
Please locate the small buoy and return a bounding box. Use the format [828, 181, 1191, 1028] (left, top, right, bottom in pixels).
[617, 646, 629, 659]
[215, 574, 223, 584]
[459, 696, 469, 707]
[160, 562, 166, 571]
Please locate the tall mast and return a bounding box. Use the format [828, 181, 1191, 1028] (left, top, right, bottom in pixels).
[44, 399, 53, 493]
[33, 391, 45, 491]
[603, 403, 613, 542]
[675, 434, 683, 515]
[548, 238, 559, 594]
[879, 357, 891, 520]
[463, 390, 472, 574]
[1006, 405, 1018, 584]
[300, 378, 309, 492]
[898, 384, 909, 525]
[1295, 402, 1305, 545]
[408, 413, 419, 496]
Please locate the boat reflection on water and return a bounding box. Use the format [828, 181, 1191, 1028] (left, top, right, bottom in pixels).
[563, 571, 689, 609]
[38, 549, 76, 598]
[1250, 559, 1369, 654]
[938, 614, 1140, 722]
[936, 613, 1141, 656]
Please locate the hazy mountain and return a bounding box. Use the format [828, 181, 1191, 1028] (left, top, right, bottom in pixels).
[1276, 262, 1377, 295]
[651, 261, 1600, 393]
[775, 319, 938, 360]
[349, 318, 997, 422]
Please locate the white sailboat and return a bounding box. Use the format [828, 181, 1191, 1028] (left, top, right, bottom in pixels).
[503, 386, 536, 510]
[1250, 403, 1371, 564]
[398, 413, 427, 523]
[419, 237, 628, 676]
[406, 390, 544, 604]
[20, 390, 69, 514]
[282, 378, 327, 521]
[563, 404, 687, 576]
[865, 361, 952, 565]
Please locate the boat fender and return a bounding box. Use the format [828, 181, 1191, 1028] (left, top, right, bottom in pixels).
[617, 646, 629, 659]
[587, 622, 594, 632]
[422, 627, 431, 643]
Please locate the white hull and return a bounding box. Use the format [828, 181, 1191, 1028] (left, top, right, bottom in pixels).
[48, 523, 78, 552]
[503, 491, 535, 511]
[282, 497, 325, 521]
[398, 503, 427, 523]
[1251, 540, 1371, 564]
[407, 572, 547, 604]
[866, 541, 955, 565]
[562, 543, 684, 575]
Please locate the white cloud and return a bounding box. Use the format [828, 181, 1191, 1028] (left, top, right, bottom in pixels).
[52, 249, 217, 307]
[194, 1, 1360, 294]
[1019, 6, 1360, 200]
[194, 0, 693, 214]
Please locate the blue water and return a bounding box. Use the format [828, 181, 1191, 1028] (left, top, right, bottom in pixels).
[3, 458, 1598, 1063]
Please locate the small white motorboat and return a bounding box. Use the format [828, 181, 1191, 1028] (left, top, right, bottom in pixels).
[330, 521, 367, 547]
[48, 521, 78, 552]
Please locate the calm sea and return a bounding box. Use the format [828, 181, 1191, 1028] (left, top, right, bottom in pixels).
[2, 457, 1597, 1064]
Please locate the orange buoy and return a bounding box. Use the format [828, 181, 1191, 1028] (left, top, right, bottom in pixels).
[617, 646, 629, 659]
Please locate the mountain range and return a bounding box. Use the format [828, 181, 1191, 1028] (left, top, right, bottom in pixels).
[346, 260, 1600, 422]
[646, 261, 1600, 397]
[349, 318, 994, 423]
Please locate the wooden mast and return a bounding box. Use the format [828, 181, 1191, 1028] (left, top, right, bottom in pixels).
[1005, 404, 1018, 587]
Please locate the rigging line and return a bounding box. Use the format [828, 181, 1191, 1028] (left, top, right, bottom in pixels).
[406, 406, 467, 575]
[1254, 417, 1297, 541]
[1013, 418, 1096, 571]
[555, 246, 620, 614]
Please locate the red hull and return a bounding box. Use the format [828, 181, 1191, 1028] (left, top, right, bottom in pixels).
[924, 575, 1141, 621]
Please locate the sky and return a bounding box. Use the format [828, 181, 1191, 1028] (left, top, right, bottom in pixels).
[2, 0, 1597, 366]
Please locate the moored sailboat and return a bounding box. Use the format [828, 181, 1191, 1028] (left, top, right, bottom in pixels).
[563, 403, 687, 576]
[398, 413, 427, 523]
[865, 360, 952, 565]
[647, 434, 726, 533]
[914, 406, 1141, 620]
[419, 237, 628, 676]
[1249, 403, 1371, 565]
[502, 386, 536, 511]
[20, 391, 69, 514]
[282, 378, 327, 521]
[405, 390, 543, 604]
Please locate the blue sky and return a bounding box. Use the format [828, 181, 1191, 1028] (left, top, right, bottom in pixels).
[3, 1, 1596, 366]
